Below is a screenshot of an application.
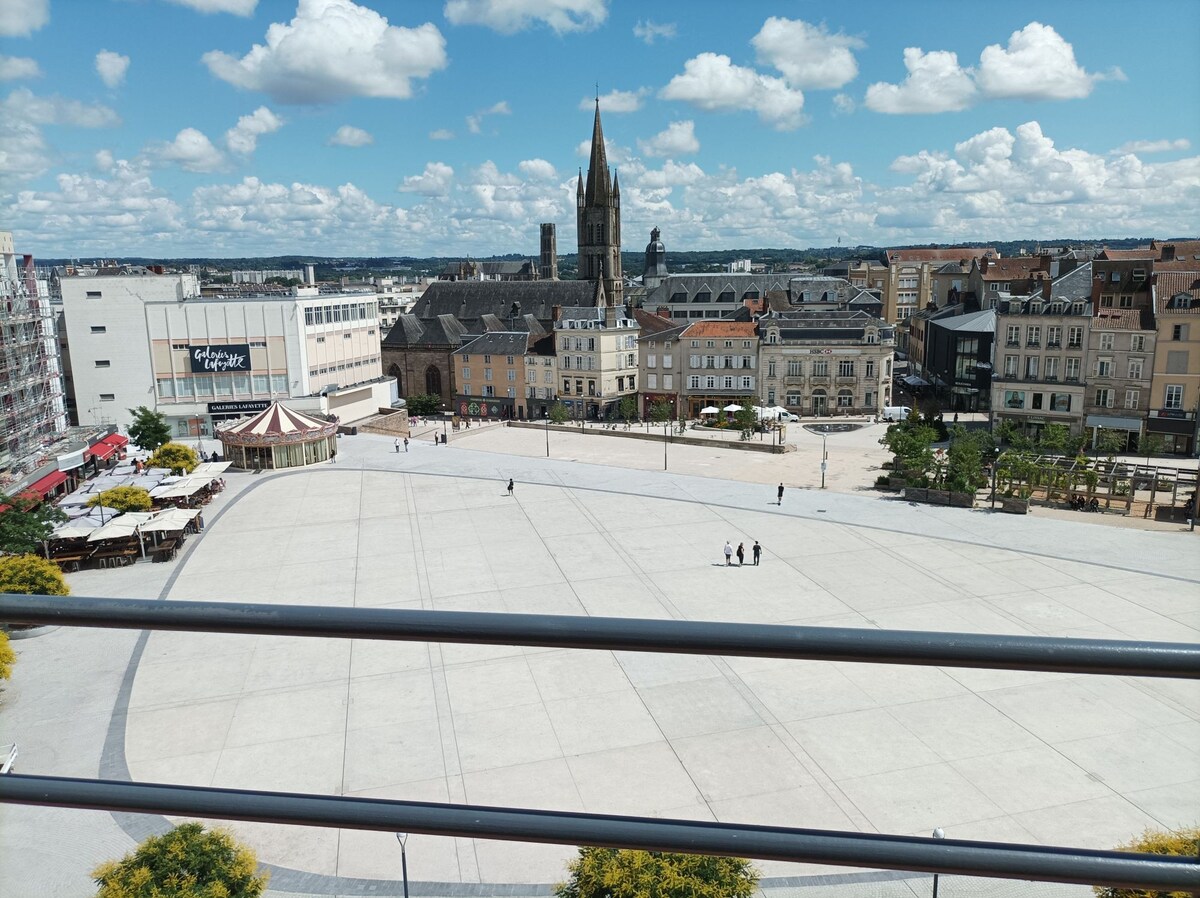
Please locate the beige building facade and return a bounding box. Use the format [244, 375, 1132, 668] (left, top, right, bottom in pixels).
[1148, 276, 1200, 455]
[554, 305, 639, 419]
[1083, 311, 1156, 450]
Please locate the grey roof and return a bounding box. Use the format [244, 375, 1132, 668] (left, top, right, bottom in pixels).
[454, 331, 531, 357]
[1047, 261, 1093, 303]
[930, 308, 996, 332]
[643, 273, 789, 306]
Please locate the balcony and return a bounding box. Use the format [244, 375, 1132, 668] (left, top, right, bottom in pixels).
[835, 375, 857, 384]
[809, 374, 830, 383]
[1005, 340, 1019, 347]
[1047, 341, 1061, 348]
[1026, 341, 1040, 348]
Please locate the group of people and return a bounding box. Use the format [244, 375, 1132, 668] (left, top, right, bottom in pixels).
[723, 540, 762, 566]
[1069, 494, 1101, 512]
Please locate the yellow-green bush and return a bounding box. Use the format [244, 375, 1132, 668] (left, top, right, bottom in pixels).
[1093, 825, 1200, 898]
[146, 442, 199, 474]
[0, 553, 69, 597]
[87, 485, 153, 513]
[0, 630, 15, 680]
[556, 848, 758, 898]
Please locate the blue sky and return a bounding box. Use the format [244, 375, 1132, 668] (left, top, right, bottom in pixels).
[3, 0, 1198, 258]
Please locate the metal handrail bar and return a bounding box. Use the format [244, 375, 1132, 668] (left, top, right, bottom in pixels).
[2, 776, 1198, 892]
[1, 594, 1197, 678]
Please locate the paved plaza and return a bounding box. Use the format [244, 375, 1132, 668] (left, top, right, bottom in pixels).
[0, 429, 1197, 897]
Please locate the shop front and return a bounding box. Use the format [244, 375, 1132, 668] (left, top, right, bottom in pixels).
[1146, 410, 1197, 456]
[1086, 414, 1144, 452]
[641, 392, 679, 419]
[456, 396, 518, 420]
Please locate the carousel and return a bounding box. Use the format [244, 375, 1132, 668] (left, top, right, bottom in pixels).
[216, 401, 339, 470]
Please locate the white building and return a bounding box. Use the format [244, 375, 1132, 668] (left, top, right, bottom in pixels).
[61, 273, 393, 440]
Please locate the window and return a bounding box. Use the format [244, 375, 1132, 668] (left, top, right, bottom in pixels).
[462, 354, 471, 363]
[812, 360, 828, 377]
[156, 378, 174, 398]
[1004, 391, 1025, 409]
[837, 390, 853, 408]
[663, 375, 673, 389]
[86, 291, 102, 299]
[1026, 326, 1041, 346]
[482, 385, 495, 398]
[1100, 295, 1114, 308]
[344, 334, 352, 340]
[1067, 327, 1083, 348]
[688, 375, 700, 389]
[838, 360, 855, 377]
[786, 392, 801, 406]
[1096, 359, 1112, 377]
[484, 368, 493, 381]
[506, 356, 514, 365]
[90, 326, 106, 334]
[1172, 324, 1188, 341]
[562, 356, 571, 370]
[562, 378, 572, 394]
[647, 373, 658, 389]
[1125, 390, 1140, 409]
[1099, 333, 1114, 350]
[690, 340, 699, 348]
[663, 354, 672, 367]
[1047, 326, 1062, 347]
[705, 355, 716, 369]
[507, 369, 515, 381]
[1119, 295, 1134, 309]
[1164, 385, 1184, 409]
[706, 340, 715, 348]
[1110, 271, 1120, 282]
[1094, 388, 1113, 408]
[722, 376, 734, 389]
[705, 376, 716, 389]
[271, 374, 287, 392]
[507, 387, 515, 399]
[1025, 356, 1039, 379]
[462, 367, 471, 380]
[1166, 351, 1189, 374]
[94, 359, 110, 367]
[249, 340, 266, 348]
[171, 342, 188, 350]
[741, 376, 753, 390]
[1128, 359, 1143, 379]
[787, 360, 802, 377]
[99, 393, 114, 401]
[1006, 325, 1020, 346]
[1044, 357, 1059, 380]
[1130, 334, 1146, 352]
[252, 374, 269, 393]
[316, 336, 325, 344]
[1032, 393, 1043, 410]
[647, 354, 657, 368]
[689, 354, 700, 368]
[743, 340, 752, 349]
[193, 375, 214, 396]
[865, 360, 875, 378]
[1065, 358, 1080, 381]
[1133, 268, 1146, 280]
[1004, 355, 1018, 377]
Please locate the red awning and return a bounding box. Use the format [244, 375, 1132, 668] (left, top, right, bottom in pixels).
[101, 433, 129, 449]
[88, 442, 116, 461]
[27, 470, 67, 498]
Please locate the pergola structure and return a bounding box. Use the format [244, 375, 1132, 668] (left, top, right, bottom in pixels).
[216, 402, 338, 470]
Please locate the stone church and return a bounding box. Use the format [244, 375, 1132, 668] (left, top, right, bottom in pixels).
[381, 100, 622, 405]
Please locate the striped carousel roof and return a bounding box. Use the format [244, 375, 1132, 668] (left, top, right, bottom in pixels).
[216, 402, 338, 446]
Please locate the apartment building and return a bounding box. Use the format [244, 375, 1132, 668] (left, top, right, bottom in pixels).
[680, 321, 760, 417]
[553, 305, 640, 419]
[1148, 273, 1200, 455]
[1092, 252, 1155, 314]
[758, 310, 893, 417]
[884, 247, 996, 322]
[523, 333, 557, 420]
[1083, 310, 1156, 450]
[454, 331, 530, 419]
[639, 322, 687, 418]
[639, 273, 788, 322]
[969, 255, 1052, 308]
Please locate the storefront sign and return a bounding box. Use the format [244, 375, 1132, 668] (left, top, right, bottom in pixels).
[190, 344, 251, 373]
[1152, 408, 1188, 420]
[208, 400, 271, 415]
[458, 398, 512, 418]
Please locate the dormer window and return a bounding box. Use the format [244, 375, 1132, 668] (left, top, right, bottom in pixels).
[768, 331, 779, 344]
[1133, 269, 1146, 280]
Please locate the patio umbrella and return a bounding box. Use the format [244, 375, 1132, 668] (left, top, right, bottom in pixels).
[85, 505, 122, 521]
[700, 406, 719, 414]
[53, 520, 100, 539]
[723, 404, 743, 412]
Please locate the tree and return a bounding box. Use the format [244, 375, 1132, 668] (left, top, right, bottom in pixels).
[0, 493, 67, 555]
[733, 399, 758, 440]
[880, 419, 938, 483]
[0, 554, 69, 597]
[1095, 427, 1128, 458]
[549, 401, 569, 424]
[146, 442, 200, 475]
[87, 486, 153, 513]
[556, 848, 758, 898]
[942, 426, 990, 493]
[405, 394, 442, 416]
[647, 400, 672, 424]
[127, 406, 171, 452]
[1093, 825, 1200, 898]
[619, 396, 638, 422]
[93, 821, 268, 898]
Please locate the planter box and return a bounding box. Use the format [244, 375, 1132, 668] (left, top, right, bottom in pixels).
[997, 496, 1030, 514]
[902, 487, 975, 509]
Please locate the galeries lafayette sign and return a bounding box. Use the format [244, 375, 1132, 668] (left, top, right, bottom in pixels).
[189, 344, 251, 373]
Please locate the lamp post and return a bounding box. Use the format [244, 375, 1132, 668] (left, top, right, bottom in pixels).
[931, 827, 945, 898]
[441, 403, 448, 445]
[394, 832, 410, 898]
[820, 431, 828, 489]
[544, 409, 550, 458]
[663, 420, 668, 471]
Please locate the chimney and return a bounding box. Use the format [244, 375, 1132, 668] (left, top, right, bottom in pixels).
[551, 304, 562, 322]
[1162, 244, 1176, 261]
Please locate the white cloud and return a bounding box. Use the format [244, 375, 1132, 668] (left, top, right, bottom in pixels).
[329, 125, 373, 147]
[633, 20, 675, 44]
[752, 17, 864, 90]
[0, 55, 40, 80]
[864, 48, 977, 114]
[661, 53, 806, 130]
[202, 0, 447, 104]
[832, 93, 855, 115]
[95, 50, 130, 89]
[399, 161, 454, 196]
[466, 100, 510, 134]
[163, 0, 258, 13]
[5, 87, 120, 127]
[224, 105, 283, 154]
[579, 88, 646, 113]
[429, 128, 454, 140]
[147, 127, 226, 172]
[638, 120, 699, 158]
[0, 0, 48, 36]
[518, 158, 557, 180]
[1113, 138, 1191, 155]
[976, 22, 1112, 100]
[444, 0, 606, 34]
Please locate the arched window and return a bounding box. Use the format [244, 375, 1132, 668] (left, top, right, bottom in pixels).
[425, 365, 442, 396]
[387, 364, 403, 395]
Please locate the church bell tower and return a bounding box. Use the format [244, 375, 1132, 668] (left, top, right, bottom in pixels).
[577, 99, 622, 322]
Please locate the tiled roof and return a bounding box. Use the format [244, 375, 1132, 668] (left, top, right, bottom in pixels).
[1098, 247, 1154, 260]
[454, 331, 531, 357]
[980, 257, 1051, 279]
[887, 247, 996, 264]
[1151, 239, 1200, 262]
[1154, 272, 1200, 314]
[681, 321, 758, 338]
[632, 307, 679, 335]
[1093, 310, 1146, 331]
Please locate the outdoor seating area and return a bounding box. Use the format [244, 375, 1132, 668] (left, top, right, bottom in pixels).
[46, 506, 202, 572]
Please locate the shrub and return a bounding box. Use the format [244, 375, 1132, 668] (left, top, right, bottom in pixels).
[87, 485, 153, 513]
[0, 630, 14, 680]
[93, 821, 268, 898]
[0, 554, 69, 597]
[549, 401, 569, 424]
[404, 393, 442, 416]
[146, 442, 200, 475]
[1093, 825, 1200, 898]
[556, 847, 758, 898]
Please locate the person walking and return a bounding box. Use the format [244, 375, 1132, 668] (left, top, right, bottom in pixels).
[736, 542, 745, 566]
[394, 438, 400, 453]
[403, 437, 409, 453]
[330, 449, 337, 464]
[777, 482, 784, 505]
[752, 540, 761, 565]
[723, 541, 733, 566]
[507, 478, 514, 496]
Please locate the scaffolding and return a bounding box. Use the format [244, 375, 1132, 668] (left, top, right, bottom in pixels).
[0, 232, 68, 486]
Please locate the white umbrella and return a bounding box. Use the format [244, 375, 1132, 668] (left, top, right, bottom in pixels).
[141, 508, 200, 533]
[700, 406, 719, 414]
[53, 520, 100, 538]
[192, 461, 231, 477]
[723, 403, 743, 412]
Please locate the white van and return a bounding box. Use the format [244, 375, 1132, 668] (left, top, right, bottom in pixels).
[881, 406, 911, 423]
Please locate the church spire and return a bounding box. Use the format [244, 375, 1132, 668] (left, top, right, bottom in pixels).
[584, 98, 610, 206]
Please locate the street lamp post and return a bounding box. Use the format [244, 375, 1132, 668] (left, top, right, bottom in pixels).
[394, 832, 410, 898]
[663, 421, 668, 471]
[544, 410, 550, 458]
[441, 403, 448, 445]
[931, 827, 945, 898]
[820, 432, 828, 489]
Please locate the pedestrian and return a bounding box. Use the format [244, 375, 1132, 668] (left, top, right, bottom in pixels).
[507, 478, 514, 496]
[953, 412, 959, 424]
[777, 482, 784, 505]
[723, 541, 733, 566]
[330, 449, 337, 464]
[752, 540, 761, 565]
[394, 438, 400, 453]
[403, 437, 409, 453]
[736, 542, 745, 566]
